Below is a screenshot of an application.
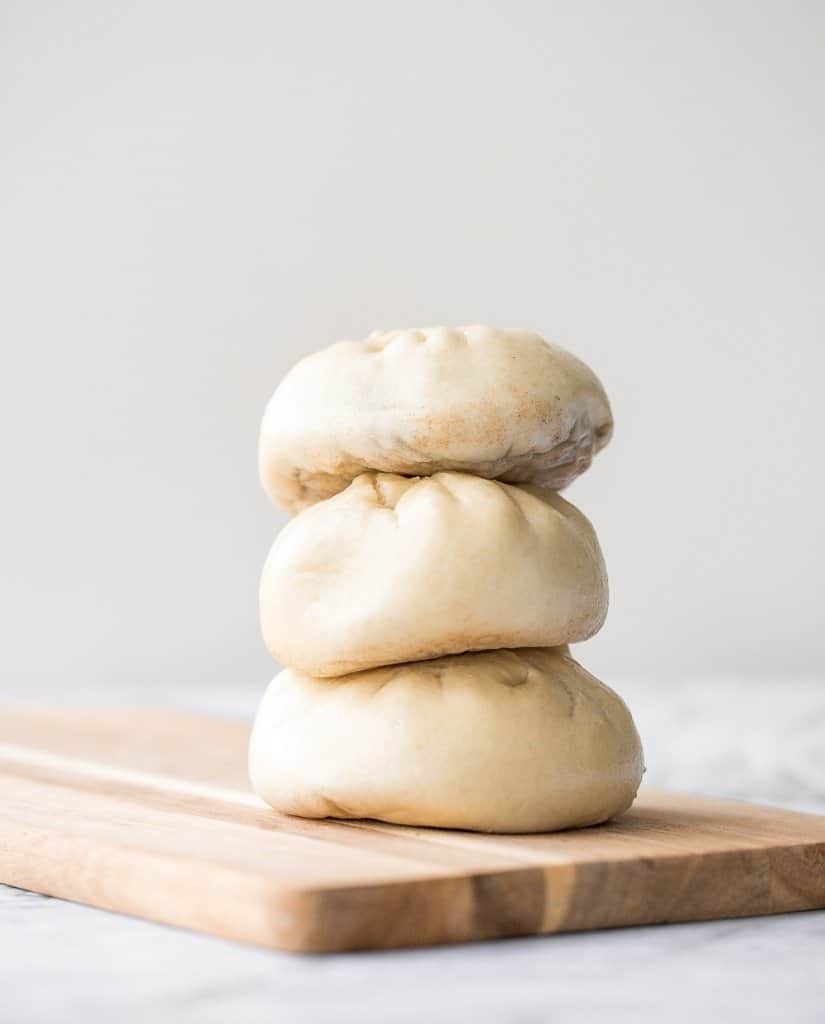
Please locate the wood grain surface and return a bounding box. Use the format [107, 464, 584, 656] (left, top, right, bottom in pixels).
[1, 707, 824, 953]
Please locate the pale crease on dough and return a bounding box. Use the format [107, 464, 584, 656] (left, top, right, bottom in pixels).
[259, 325, 613, 513]
[249, 646, 644, 834]
[259, 471, 608, 677]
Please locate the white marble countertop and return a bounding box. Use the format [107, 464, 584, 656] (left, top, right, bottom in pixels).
[2, 676, 824, 1024]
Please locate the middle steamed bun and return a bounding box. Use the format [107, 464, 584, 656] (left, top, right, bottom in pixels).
[260, 471, 608, 677]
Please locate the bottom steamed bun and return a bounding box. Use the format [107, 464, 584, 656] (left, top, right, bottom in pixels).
[249, 646, 643, 834]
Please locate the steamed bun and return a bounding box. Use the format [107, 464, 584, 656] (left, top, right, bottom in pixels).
[260, 471, 608, 677]
[259, 325, 612, 513]
[249, 646, 644, 834]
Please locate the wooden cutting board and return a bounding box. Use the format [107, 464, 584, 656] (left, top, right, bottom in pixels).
[1, 707, 824, 953]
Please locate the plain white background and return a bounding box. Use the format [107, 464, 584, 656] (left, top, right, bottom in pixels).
[2, 0, 824, 692]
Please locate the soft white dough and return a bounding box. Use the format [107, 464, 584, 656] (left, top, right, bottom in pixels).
[259, 325, 613, 513]
[259, 471, 608, 677]
[249, 646, 644, 834]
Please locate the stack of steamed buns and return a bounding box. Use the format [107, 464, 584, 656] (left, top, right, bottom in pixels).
[250, 326, 644, 834]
